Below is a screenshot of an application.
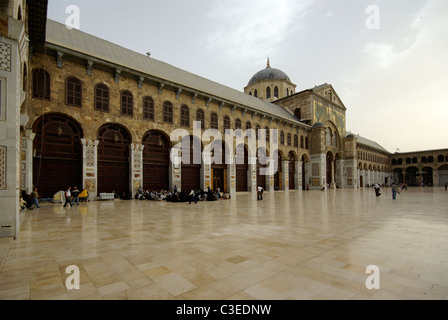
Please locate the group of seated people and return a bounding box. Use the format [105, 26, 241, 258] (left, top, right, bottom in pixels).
[117, 186, 231, 203]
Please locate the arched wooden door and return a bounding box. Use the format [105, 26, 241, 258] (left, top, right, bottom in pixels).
[33, 114, 83, 198]
[97, 124, 131, 195]
[288, 152, 295, 190]
[235, 144, 248, 191]
[181, 135, 201, 192]
[142, 131, 170, 191]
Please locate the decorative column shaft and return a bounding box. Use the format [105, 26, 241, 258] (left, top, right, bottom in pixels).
[81, 139, 99, 199]
[130, 143, 144, 196]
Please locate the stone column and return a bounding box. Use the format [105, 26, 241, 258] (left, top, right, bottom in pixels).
[309, 154, 326, 190]
[81, 139, 99, 199]
[130, 143, 144, 197]
[201, 150, 212, 191]
[296, 160, 302, 192]
[227, 159, 236, 197]
[433, 169, 439, 186]
[282, 160, 289, 191]
[336, 159, 344, 188]
[169, 145, 181, 192]
[329, 159, 336, 189]
[21, 130, 35, 193]
[248, 156, 257, 194]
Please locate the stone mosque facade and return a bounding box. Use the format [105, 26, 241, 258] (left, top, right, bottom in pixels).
[1, 1, 448, 238]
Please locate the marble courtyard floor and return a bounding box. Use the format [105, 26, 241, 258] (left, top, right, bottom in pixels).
[0, 187, 447, 300]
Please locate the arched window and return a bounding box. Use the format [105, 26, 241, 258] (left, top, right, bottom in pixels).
[210, 112, 218, 129]
[256, 125, 260, 140]
[196, 109, 205, 130]
[265, 127, 270, 142]
[421, 156, 427, 163]
[32, 68, 50, 100]
[143, 96, 154, 120]
[305, 137, 309, 149]
[254, 89, 258, 98]
[180, 105, 190, 127]
[66, 77, 82, 107]
[223, 115, 231, 130]
[246, 122, 251, 130]
[235, 119, 242, 129]
[120, 90, 133, 116]
[274, 86, 279, 98]
[294, 108, 301, 120]
[249, 91, 252, 96]
[280, 131, 285, 145]
[294, 134, 298, 148]
[163, 101, 173, 123]
[95, 83, 109, 112]
[286, 88, 289, 96]
[438, 155, 444, 162]
[287, 133, 292, 146]
[428, 156, 434, 163]
[17, 5, 22, 21]
[300, 136, 304, 148]
[266, 87, 271, 99]
[392, 159, 397, 165]
[397, 158, 402, 165]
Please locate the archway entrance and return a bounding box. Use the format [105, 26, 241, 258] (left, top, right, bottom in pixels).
[421, 167, 433, 186]
[211, 140, 227, 192]
[256, 148, 267, 190]
[326, 151, 334, 186]
[181, 135, 201, 192]
[273, 153, 282, 191]
[33, 114, 83, 198]
[142, 130, 170, 191]
[97, 124, 131, 195]
[235, 144, 248, 191]
[288, 151, 296, 190]
[405, 166, 419, 186]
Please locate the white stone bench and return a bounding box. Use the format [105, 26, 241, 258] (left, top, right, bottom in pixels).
[99, 193, 115, 201]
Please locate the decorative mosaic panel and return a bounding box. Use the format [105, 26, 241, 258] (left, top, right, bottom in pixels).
[312, 163, 320, 176]
[86, 147, 95, 167]
[133, 150, 141, 170]
[0, 42, 11, 72]
[0, 146, 6, 190]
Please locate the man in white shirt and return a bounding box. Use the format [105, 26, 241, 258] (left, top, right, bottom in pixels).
[257, 186, 263, 200]
[64, 186, 73, 207]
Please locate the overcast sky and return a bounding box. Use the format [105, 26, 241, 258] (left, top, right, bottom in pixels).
[47, 0, 448, 153]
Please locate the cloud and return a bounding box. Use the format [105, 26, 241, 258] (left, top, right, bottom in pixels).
[204, 0, 314, 64]
[342, 0, 448, 151]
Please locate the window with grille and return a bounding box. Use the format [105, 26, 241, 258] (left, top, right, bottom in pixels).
[95, 84, 109, 112]
[265, 127, 269, 142]
[210, 112, 218, 129]
[223, 116, 230, 130]
[163, 101, 173, 123]
[196, 109, 205, 130]
[256, 125, 260, 140]
[294, 135, 298, 147]
[66, 77, 82, 107]
[280, 131, 285, 145]
[181, 105, 190, 127]
[121, 90, 133, 116]
[32, 68, 50, 100]
[287, 133, 291, 146]
[235, 119, 241, 129]
[143, 96, 154, 120]
[266, 87, 271, 99]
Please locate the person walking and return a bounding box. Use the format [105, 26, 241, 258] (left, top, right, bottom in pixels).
[391, 182, 400, 200]
[64, 186, 73, 207]
[28, 187, 41, 209]
[72, 186, 80, 205]
[188, 189, 197, 204]
[374, 183, 381, 197]
[257, 186, 264, 200]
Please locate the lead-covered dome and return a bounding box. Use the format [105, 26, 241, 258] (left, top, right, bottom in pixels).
[248, 60, 291, 86]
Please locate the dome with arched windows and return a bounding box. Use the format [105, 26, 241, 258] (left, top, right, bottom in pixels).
[248, 62, 291, 86]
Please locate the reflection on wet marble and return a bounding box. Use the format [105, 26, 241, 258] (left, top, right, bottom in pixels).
[1, 187, 447, 300]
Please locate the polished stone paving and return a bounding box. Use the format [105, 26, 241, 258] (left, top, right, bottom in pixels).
[0, 187, 447, 300]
